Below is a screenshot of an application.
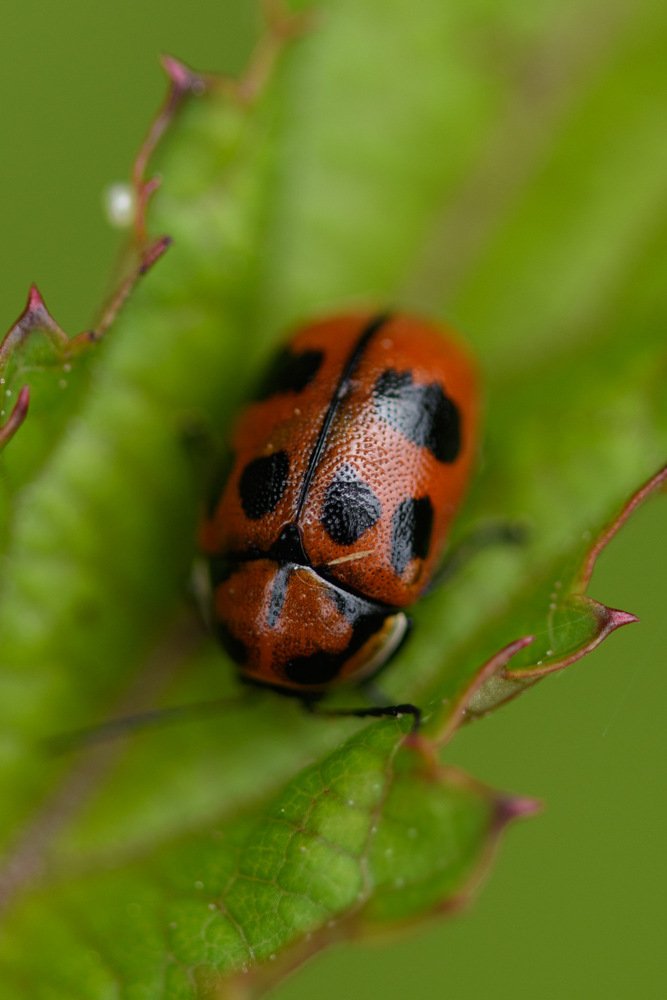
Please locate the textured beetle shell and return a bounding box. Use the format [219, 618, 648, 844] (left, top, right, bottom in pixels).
[202, 313, 478, 690]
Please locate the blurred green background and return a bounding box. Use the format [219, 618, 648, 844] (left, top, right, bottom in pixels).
[1, 1, 665, 997]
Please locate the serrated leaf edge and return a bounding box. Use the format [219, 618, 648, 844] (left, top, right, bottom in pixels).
[419, 635, 535, 749]
[505, 462, 667, 680]
[217, 757, 539, 1000]
[0, 385, 29, 453]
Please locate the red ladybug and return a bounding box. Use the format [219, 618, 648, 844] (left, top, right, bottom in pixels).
[201, 313, 478, 713]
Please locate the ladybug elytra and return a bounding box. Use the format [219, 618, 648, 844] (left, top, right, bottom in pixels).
[201, 313, 478, 706]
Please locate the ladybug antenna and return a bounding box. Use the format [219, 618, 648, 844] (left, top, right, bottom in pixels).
[43, 690, 260, 756]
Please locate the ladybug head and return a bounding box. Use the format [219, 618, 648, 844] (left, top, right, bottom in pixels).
[211, 559, 409, 692]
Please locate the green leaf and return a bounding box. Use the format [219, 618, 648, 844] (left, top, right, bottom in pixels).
[0, 287, 89, 537]
[0, 719, 534, 997]
[0, 0, 665, 994]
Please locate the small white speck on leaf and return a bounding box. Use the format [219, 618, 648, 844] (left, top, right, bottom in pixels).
[170, 922, 178, 929]
[208, 904, 217, 911]
[195, 881, 203, 889]
[270, 954, 276, 961]
[6, 390, 11, 397]
[63, 363, 71, 372]
[299, 846, 306, 853]
[59, 380, 67, 388]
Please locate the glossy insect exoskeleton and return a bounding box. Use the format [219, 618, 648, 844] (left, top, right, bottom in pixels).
[201, 313, 478, 697]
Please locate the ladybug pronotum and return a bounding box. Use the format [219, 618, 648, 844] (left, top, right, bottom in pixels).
[201, 313, 478, 708]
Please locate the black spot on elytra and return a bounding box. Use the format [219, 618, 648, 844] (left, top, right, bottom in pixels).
[390, 496, 434, 576]
[284, 650, 343, 685]
[321, 464, 382, 546]
[374, 370, 461, 463]
[239, 451, 290, 520]
[215, 621, 247, 666]
[254, 347, 324, 400]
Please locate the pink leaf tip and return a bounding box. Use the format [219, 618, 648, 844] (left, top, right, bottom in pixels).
[160, 54, 205, 95]
[495, 795, 542, 828]
[609, 609, 640, 628]
[26, 284, 46, 312]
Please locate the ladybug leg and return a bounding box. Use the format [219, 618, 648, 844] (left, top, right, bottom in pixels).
[303, 700, 421, 733]
[425, 520, 527, 595]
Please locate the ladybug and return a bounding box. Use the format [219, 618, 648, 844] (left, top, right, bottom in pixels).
[201, 313, 478, 719]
